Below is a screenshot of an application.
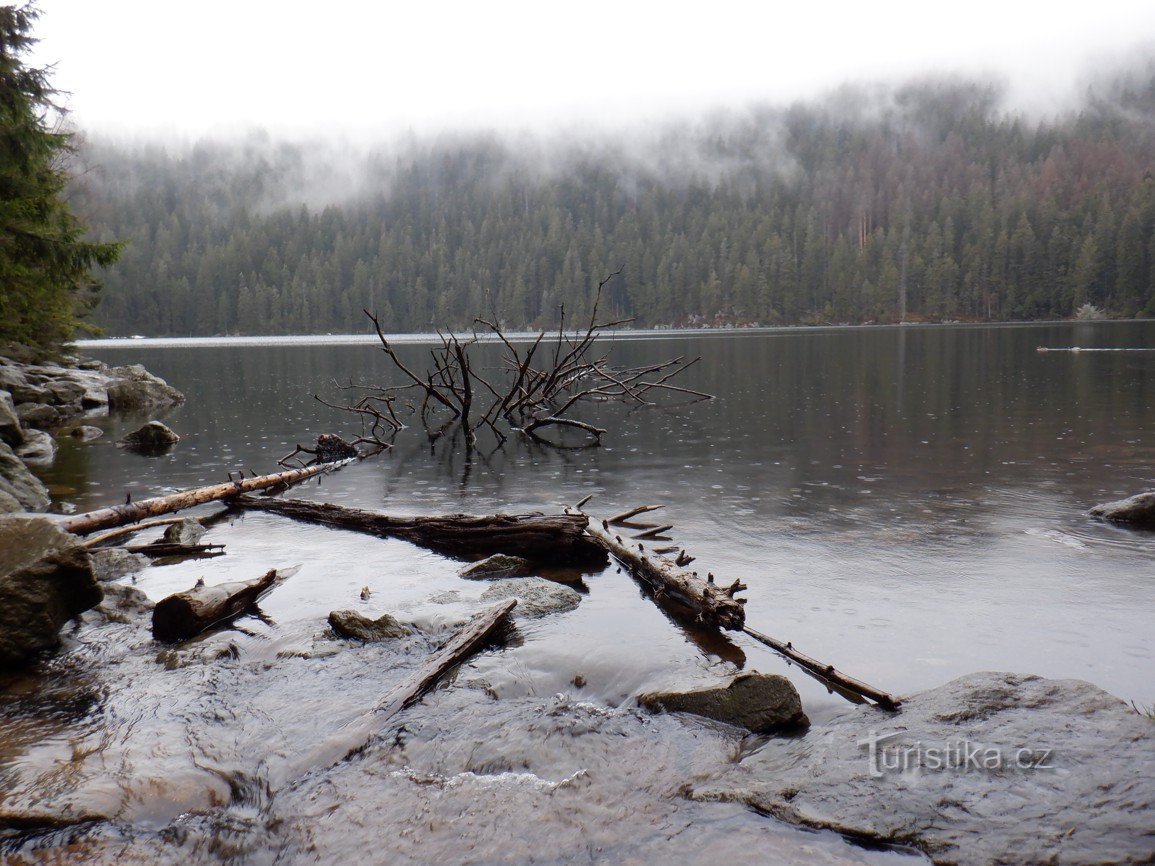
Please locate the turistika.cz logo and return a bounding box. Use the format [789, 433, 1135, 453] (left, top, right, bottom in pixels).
[858, 730, 1054, 778]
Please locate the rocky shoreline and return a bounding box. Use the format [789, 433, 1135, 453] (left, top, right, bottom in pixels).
[0, 352, 184, 513]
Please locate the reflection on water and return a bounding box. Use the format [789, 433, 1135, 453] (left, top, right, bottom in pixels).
[4, 322, 1154, 862]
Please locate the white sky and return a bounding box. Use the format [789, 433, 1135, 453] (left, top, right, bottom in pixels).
[28, 0, 1155, 138]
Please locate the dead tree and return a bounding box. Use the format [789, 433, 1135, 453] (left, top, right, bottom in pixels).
[322, 272, 712, 449]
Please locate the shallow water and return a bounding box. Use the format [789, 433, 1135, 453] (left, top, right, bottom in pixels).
[3, 321, 1153, 862]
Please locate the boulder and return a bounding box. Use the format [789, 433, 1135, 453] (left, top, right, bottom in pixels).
[161, 518, 206, 546]
[106, 365, 184, 411]
[89, 547, 150, 582]
[15, 401, 59, 429]
[479, 577, 581, 618]
[693, 672, 1155, 865]
[118, 421, 180, 452]
[0, 440, 50, 512]
[43, 377, 86, 407]
[69, 425, 105, 442]
[0, 390, 23, 447]
[15, 429, 57, 465]
[639, 672, 809, 733]
[0, 515, 102, 667]
[328, 609, 412, 641]
[459, 553, 535, 580]
[1090, 491, 1155, 530]
[0, 489, 22, 514]
[0, 363, 30, 395]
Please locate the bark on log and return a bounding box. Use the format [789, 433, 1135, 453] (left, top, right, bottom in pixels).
[233, 496, 607, 564]
[60, 462, 349, 536]
[277, 599, 516, 783]
[152, 569, 283, 642]
[581, 515, 746, 630]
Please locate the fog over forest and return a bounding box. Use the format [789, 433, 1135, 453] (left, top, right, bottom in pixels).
[68, 65, 1155, 336]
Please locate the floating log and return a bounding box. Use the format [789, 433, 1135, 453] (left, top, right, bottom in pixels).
[152, 568, 285, 642]
[233, 496, 607, 564]
[581, 515, 745, 630]
[742, 625, 901, 711]
[59, 462, 351, 537]
[124, 542, 226, 559]
[279, 600, 516, 782]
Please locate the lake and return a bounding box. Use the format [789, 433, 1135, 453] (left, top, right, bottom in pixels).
[7, 321, 1154, 862]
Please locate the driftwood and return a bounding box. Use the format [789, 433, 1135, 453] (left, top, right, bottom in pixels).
[742, 626, 901, 711]
[580, 514, 746, 631]
[125, 542, 226, 559]
[152, 569, 285, 642]
[233, 496, 607, 564]
[278, 600, 516, 782]
[82, 517, 190, 548]
[59, 462, 350, 536]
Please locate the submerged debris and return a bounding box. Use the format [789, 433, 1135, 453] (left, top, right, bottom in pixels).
[328, 609, 412, 641]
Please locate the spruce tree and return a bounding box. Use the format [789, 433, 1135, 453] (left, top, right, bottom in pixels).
[0, 3, 120, 351]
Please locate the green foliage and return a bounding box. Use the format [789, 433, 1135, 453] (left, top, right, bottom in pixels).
[69, 74, 1155, 336]
[0, 3, 120, 350]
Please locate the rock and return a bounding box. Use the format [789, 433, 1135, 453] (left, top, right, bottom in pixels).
[328, 609, 412, 641]
[14, 401, 59, 429]
[89, 547, 150, 582]
[118, 420, 180, 452]
[0, 440, 50, 512]
[459, 553, 535, 580]
[692, 672, 1155, 865]
[90, 582, 154, 624]
[479, 577, 581, 618]
[106, 364, 184, 411]
[15, 428, 57, 465]
[0, 363, 30, 395]
[1090, 491, 1155, 530]
[0, 391, 23, 447]
[161, 518, 206, 546]
[43, 378, 86, 406]
[0, 516, 102, 667]
[69, 425, 104, 442]
[639, 672, 809, 733]
[0, 488, 22, 514]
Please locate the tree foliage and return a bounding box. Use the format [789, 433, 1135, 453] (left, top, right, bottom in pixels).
[70, 73, 1155, 336]
[0, 3, 120, 350]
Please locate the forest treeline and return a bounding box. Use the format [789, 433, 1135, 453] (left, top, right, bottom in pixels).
[70, 72, 1155, 336]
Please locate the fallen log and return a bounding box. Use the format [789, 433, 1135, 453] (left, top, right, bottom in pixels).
[152, 568, 284, 642]
[233, 496, 607, 564]
[59, 462, 351, 536]
[82, 516, 190, 548]
[581, 514, 746, 630]
[742, 625, 901, 711]
[125, 542, 226, 559]
[278, 599, 516, 782]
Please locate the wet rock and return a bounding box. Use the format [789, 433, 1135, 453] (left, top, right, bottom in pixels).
[92, 582, 154, 623]
[0, 516, 102, 667]
[106, 364, 184, 411]
[0, 362, 30, 395]
[459, 553, 535, 580]
[328, 609, 412, 641]
[693, 672, 1155, 865]
[15, 428, 56, 465]
[0, 488, 22, 513]
[479, 577, 581, 619]
[14, 401, 59, 429]
[118, 420, 180, 451]
[69, 424, 104, 442]
[639, 672, 809, 733]
[0, 440, 50, 512]
[1090, 491, 1155, 530]
[162, 517, 206, 546]
[0, 390, 23, 447]
[89, 546, 151, 582]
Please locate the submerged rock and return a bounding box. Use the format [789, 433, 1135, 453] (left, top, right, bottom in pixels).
[479, 577, 581, 618]
[89, 546, 151, 582]
[0, 440, 50, 512]
[328, 609, 412, 641]
[118, 420, 180, 452]
[69, 425, 104, 442]
[693, 671, 1155, 865]
[639, 672, 809, 733]
[459, 553, 535, 580]
[0, 516, 102, 667]
[1090, 491, 1155, 530]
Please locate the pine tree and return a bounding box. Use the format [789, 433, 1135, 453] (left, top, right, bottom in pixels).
[0, 3, 120, 350]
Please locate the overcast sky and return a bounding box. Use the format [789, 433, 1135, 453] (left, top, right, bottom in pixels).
[28, 0, 1155, 138]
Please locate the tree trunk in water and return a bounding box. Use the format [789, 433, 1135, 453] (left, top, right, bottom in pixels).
[275, 599, 516, 784]
[59, 462, 350, 536]
[152, 568, 284, 642]
[233, 495, 607, 564]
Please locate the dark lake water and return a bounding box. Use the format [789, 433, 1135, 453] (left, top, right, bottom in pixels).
[6, 321, 1154, 863]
